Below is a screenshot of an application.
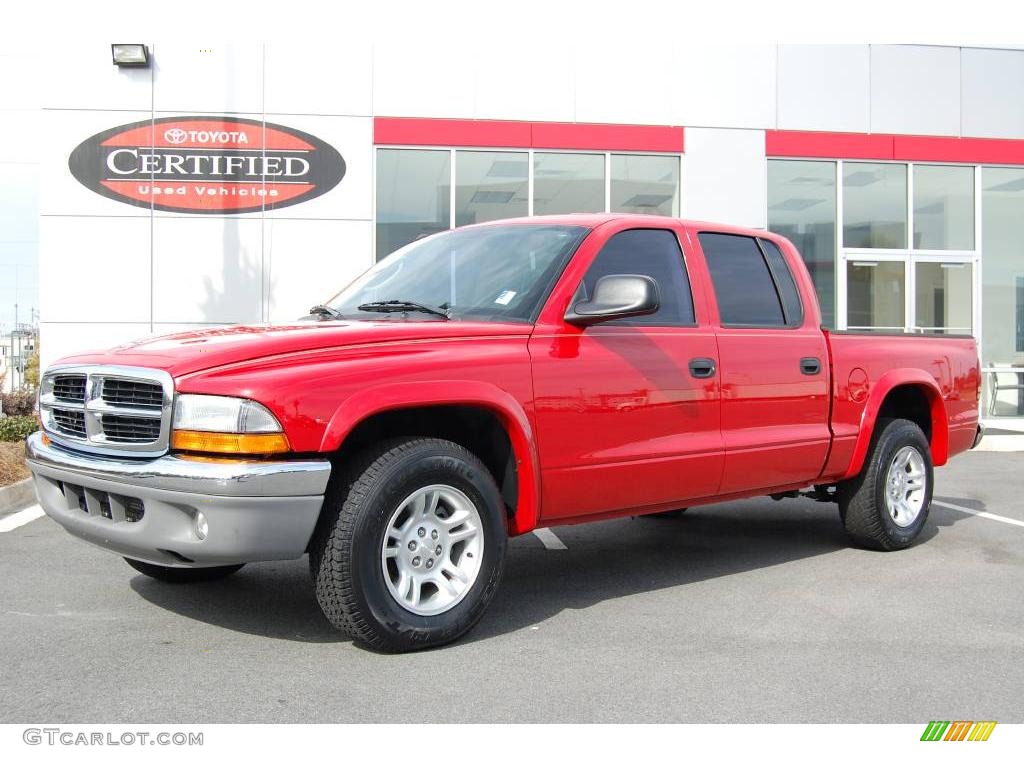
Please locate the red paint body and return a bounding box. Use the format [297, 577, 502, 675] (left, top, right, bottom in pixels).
[60, 215, 980, 536]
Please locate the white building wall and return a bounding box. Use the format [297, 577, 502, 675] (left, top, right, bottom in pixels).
[33, 44, 1024, 369]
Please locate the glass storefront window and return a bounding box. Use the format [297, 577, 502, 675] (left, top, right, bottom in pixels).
[843, 162, 907, 249]
[375, 149, 451, 260]
[847, 260, 905, 330]
[913, 165, 974, 250]
[610, 154, 679, 216]
[455, 151, 528, 227]
[767, 159, 837, 328]
[914, 262, 973, 333]
[533, 153, 605, 216]
[982, 167, 1024, 417]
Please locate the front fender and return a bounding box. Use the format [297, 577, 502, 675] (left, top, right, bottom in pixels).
[319, 380, 541, 535]
[845, 368, 949, 478]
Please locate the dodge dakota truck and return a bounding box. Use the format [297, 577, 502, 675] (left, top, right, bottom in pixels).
[26, 214, 982, 652]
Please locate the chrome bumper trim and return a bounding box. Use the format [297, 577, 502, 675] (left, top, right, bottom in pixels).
[24, 431, 331, 497]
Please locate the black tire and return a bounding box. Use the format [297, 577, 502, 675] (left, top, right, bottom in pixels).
[643, 508, 688, 519]
[124, 558, 244, 582]
[837, 418, 933, 551]
[310, 438, 507, 653]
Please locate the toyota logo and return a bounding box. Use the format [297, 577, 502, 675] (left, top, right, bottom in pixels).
[164, 128, 187, 144]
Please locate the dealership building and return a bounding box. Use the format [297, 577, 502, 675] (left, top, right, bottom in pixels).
[26, 43, 1024, 425]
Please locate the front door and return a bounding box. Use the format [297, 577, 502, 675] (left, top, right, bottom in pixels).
[529, 225, 723, 522]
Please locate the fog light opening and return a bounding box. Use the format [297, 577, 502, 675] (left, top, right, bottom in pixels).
[195, 511, 209, 541]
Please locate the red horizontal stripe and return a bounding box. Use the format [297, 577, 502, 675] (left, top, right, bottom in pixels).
[374, 117, 684, 153]
[768, 129, 1024, 164]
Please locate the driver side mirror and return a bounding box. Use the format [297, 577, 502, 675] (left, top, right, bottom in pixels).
[565, 274, 660, 327]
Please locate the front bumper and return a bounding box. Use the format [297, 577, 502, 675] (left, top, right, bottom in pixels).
[25, 431, 332, 567]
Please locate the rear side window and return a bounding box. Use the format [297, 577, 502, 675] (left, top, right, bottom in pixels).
[759, 238, 803, 325]
[698, 232, 786, 327]
[578, 229, 695, 326]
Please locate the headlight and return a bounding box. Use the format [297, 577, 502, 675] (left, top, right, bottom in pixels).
[171, 394, 289, 454]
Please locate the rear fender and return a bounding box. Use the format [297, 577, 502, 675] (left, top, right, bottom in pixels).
[319, 380, 541, 535]
[845, 369, 949, 478]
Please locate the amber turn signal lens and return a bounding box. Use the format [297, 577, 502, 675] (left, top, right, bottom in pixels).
[171, 430, 290, 455]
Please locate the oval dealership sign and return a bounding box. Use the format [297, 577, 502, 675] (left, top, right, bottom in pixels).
[69, 116, 346, 214]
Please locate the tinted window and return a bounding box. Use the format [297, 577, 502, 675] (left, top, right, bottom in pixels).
[699, 232, 785, 327]
[759, 238, 803, 325]
[578, 229, 694, 326]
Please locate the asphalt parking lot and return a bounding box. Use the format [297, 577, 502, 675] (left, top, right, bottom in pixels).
[1, 451, 1021, 723]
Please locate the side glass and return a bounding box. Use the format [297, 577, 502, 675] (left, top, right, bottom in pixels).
[843, 162, 907, 249]
[846, 260, 905, 330]
[982, 167, 1024, 418]
[375, 149, 451, 260]
[533, 152, 605, 215]
[913, 165, 975, 250]
[455, 151, 528, 227]
[914, 262, 972, 334]
[610, 155, 679, 216]
[767, 159, 836, 327]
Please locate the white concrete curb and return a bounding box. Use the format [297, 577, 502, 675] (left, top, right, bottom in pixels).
[0, 478, 36, 516]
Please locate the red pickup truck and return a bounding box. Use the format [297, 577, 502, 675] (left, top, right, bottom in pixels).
[26, 214, 981, 652]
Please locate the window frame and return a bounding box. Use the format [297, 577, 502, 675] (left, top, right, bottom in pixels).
[698, 230, 803, 331]
[575, 227, 698, 329]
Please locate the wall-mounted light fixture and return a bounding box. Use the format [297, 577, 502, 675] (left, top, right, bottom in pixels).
[111, 44, 150, 68]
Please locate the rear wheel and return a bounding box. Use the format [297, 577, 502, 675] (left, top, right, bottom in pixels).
[310, 438, 507, 653]
[124, 558, 244, 583]
[838, 418, 933, 551]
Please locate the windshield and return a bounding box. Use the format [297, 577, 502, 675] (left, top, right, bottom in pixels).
[327, 224, 589, 322]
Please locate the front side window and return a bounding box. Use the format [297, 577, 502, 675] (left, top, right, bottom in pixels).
[699, 232, 787, 327]
[577, 229, 694, 326]
[331, 224, 587, 323]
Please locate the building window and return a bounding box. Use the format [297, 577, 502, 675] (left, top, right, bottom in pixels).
[914, 262, 973, 334]
[767, 159, 837, 328]
[375, 149, 450, 261]
[982, 166, 1024, 417]
[843, 162, 908, 249]
[610, 155, 679, 216]
[533, 152, 605, 216]
[847, 260, 906, 330]
[913, 165, 974, 250]
[455, 151, 528, 227]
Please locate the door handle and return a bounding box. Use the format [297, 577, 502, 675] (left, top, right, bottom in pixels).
[800, 357, 821, 376]
[688, 357, 716, 379]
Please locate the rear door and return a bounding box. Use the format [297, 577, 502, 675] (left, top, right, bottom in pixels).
[693, 230, 830, 493]
[530, 223, 723, 521]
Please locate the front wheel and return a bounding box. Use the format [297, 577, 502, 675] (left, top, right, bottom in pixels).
[838, 418, 933, 551]
[310, 438, 507, 652]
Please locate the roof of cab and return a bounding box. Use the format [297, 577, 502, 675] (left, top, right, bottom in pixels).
[469, 213, 773, 239]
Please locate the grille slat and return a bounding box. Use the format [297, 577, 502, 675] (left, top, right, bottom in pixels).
[102, 379, 164, 409]
[101, 414, 162, 442]
[52, 408, 87, 438]
[53, 375, 87, 403]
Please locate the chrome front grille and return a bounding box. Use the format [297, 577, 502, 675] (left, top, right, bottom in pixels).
[39, 365, 174, 457]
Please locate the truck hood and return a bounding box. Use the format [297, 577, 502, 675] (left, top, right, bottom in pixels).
[56, 320, 533, 378]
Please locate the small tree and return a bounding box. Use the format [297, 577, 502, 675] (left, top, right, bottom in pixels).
[24, 350, 39, 390]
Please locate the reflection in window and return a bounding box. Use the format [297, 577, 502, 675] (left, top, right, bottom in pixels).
[914, 262, 972, 333]
[767, 159, 836, 327]
[533, 153, 605, 215]
[913, 165, 974, 250]
[455, 151, 528, 227]
[375, 149, 451, 261]
[982, 167, 1024, 417]
[843, 162, 907, 249]
[610, 155, 679, 216]
[847, 260, 905, 330]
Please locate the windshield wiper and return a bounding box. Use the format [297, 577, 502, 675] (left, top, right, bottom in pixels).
[356, 300, 450, 320]
[308, 304, 342, 319]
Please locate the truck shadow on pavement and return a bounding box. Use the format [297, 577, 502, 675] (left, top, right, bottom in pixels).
[128, 498, 974, 649]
